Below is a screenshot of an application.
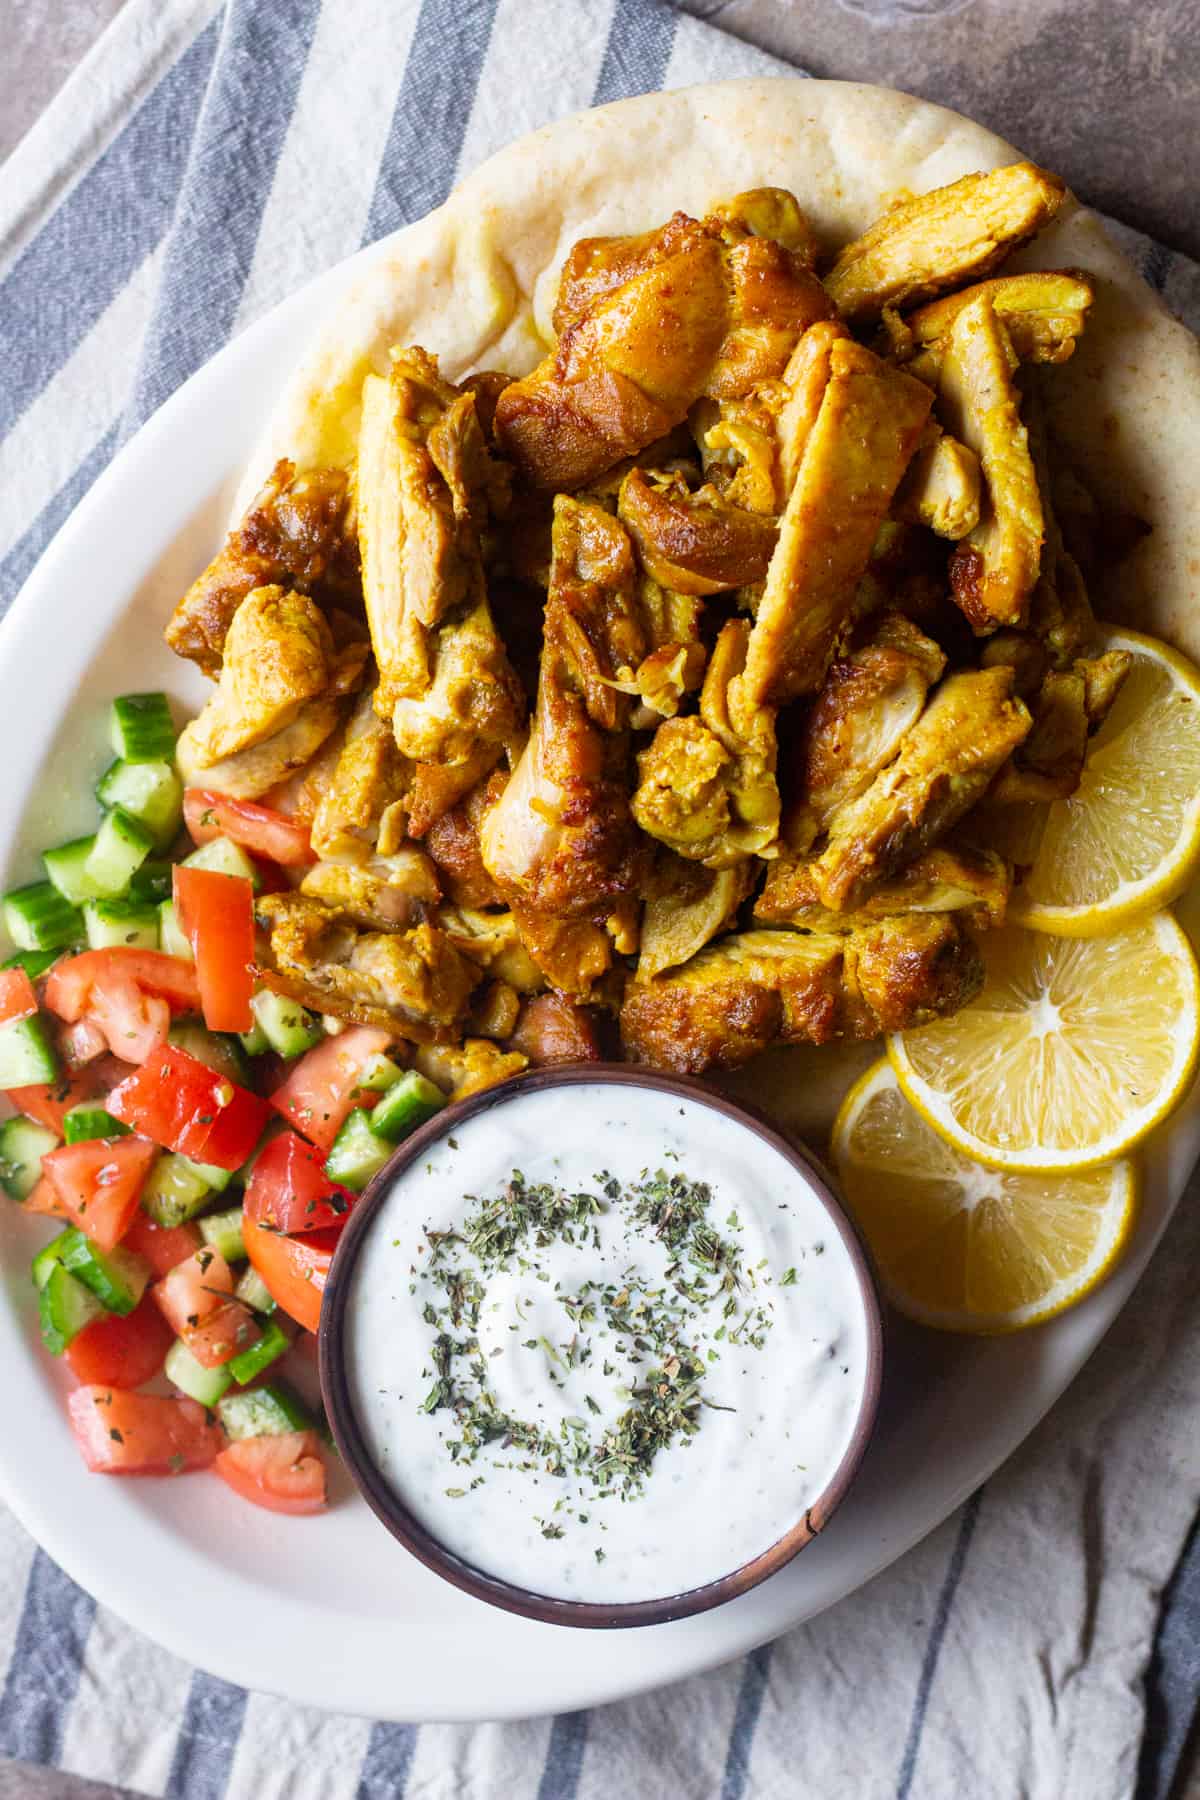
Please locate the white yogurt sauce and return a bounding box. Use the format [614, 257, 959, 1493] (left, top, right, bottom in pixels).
[345, 1083, 871, 1604]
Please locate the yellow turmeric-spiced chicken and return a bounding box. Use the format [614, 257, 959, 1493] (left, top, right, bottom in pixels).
[165, 162, 1134, 1083]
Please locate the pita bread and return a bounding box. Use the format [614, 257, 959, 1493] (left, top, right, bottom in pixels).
[232, 78, 1200, 1142]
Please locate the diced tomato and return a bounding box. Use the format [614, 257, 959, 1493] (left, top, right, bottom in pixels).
[107, 1044, 270, 1170]
[42, 1136, 158, 1251]
[243, 1213, 337, 1334]
[45, 949, 201, 1064]
[173, 866, 254, 1033]
[7, 1065, 108, 1136]
[152, 1247, 261, 1369]
[68, 1385, 222, 1474]
[0, 968, 38, 1025]
[23, 1176, 66, 1218]
[215, 1430, 326, 1515]
[184, 789, 315, 867]
[59, 1018, 108, 1068]
[244, 1131, 354, 1235]
[65, 1293, 174, 1388]
[121, 1212, 203, 1277]
[269, 1027, 392, 1153]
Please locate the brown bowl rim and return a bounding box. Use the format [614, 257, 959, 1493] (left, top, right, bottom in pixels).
[319, 1063, 884, 1630]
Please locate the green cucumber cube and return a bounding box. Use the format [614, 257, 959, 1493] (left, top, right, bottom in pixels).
[324, 1109, 392, 1193]
[4, 881, 83, 953]
[83, 898, 160, 951]
[96, 760, 183, 850]
[39, 1264, 104, 1353]
[164, 1338, 232, 1406]
[43, 837, 102, 905]
[109, 693, 176, 764]
[218, 1378, 310, 1439]
[0, 1015, 59, 1088]
[0, 1116, 57, 1199]
[369, 1070, 446, 1144]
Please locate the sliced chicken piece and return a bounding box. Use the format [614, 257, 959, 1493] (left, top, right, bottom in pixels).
[436, 906, 545, 994]
[509, 905, 614, 1001]
[178, 587, 337, 767]
[823, 162, 1066, 323]
[989, 649, 1132, 803]
[357, 350, 523, 772]
[255, 892, 478, 1041]
[787, 614, 947, 853]
[620, 917, 983, 1075]
[756, 841, 1010, 932]
[632, 618, 780, 867]
[1023, 386, 1097, 667]
[737, 340, 933, 708]
[810, 666, 1032, 911]
[412, 1039, 528, 1101]
[617, 467, 777, 596]
[424, 772, 507, 908]
[938, 294, 1044, 631]
[638, 853, 755, 980]
[979, 629, 1049, 697]
[496, 210, 831, 490]
[309, 687, 411, 861]
[903, 270, 1094, 368]
[713, 187, 819, 263]
[166, 461, 360, 676]
[775, 318, 851, 498]
[625, 581, 707, 722]
[176, 699, 347, 800]
[300, 847, 440, 931]
[893, 426, 982, 540]
[479, 497, 645, 918]
[692, 393, 780, 515]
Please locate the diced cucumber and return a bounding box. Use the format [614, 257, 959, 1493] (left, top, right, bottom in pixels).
[140, 1152, 215, 1227]
[248, 989, 322, 1059]
[234, 1265, 276, 1316]
[369, 1070, 446, 1143]
[39, 1264, 103, 1354]
[157, 900, 193, 962]
[180, 835, 262, 891]
[167, 1020, 252, 1087]
[31, 1232, 70, 1290]
[62, 1104, 130, 1144]
[128, 860, 174, 905]
[179, 1153, 235, 1194]
[110, 693, 176, 764]
[4, 881, 83, 953]
[0, 1015, 60, 1088]
[324, 1109, 392, 1193]
[228, 1316, 290, 1385]
[0, 1117, 57, 1199]
[197, 1207, 245, 1263]
[83, 897, 160, 951]
[218, 1378, 311, 1440]
[42, 837, 102, 905]
[96, 759, 183, 851]
[164, 1337, 232, 1406]
[59, 1229, 150, 1315]
[3, 949, 61, 980]
[351, 1051, 403, 1096]
[238, 1019, 270, 1057]
[83, 808, 154, 898]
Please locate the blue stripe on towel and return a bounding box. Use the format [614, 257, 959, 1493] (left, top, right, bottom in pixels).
[356, 1721, 420, 1798]
[124, 0, 325, 432]
[362, 0, 501, 246]
[166, 1671, 249, 1800]
[895, 1488, 984, 1800]
[537, 1709, 590, 1799]
[720, 1643, 773, 1800]
[0, 1551, 96, 1764]
[0, 18, 220, 441]
[593, 0, 678, 105]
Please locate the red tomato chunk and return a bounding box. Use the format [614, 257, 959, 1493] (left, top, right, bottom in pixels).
[269, 1026, 392, 1153]
[152, 1247, 261, 1369]
[45, 949, 201, 1064]
[107, 1043, 270, 1170]
[121, 1213, 203, 1278]
[65, 1294, 174, 1388]
[242, 1213, 337, 1335]
[0, 968, 38, 1025]
[41, 1136, 158, 1251]
[184, 789, 315, 866]
[173, 865, 255, 1034]
[215, 1430, 327, 1515]
[68, 1386, 222, 1474]
[244, 1131, 354, 1235]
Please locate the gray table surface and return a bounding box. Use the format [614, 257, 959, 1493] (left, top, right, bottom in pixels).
[1, 2, 1198, 1796]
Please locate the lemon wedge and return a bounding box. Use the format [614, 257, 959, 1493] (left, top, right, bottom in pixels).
[887, 912, 1200, 1171]
[1000, 627, 1200, 936]
[832, 1060, 1137, 1332]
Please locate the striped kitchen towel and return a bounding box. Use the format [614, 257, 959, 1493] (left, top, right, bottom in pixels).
[2, 3, 1200, 1797]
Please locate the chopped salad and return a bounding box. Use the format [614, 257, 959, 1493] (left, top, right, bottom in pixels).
[0, 694, 446, 1516]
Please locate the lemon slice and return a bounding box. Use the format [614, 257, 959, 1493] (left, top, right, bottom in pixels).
[832, 1060, 1137, 1332]
[1002, 627, 1200, 936]
[887, 912, 1200, 1171]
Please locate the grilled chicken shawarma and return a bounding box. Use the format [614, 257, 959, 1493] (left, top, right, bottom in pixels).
[988, 649, 1132, 804]
[357, 349, 523, 781]
[638, 854, 756, 980]
[824, 162, 1066, 323]
[617, 467, 777, 596]
[893, 426, 982, 540]
[899, 269, 1094, 369]
[756, 841, 1010, 933]
[495, 205, 832, 491]
[166, 462, 361, 676]
[620, 917, 984, 1074]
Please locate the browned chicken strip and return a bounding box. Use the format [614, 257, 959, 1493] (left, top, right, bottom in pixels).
[479, 496, 645, 916]
[756, 841, 1010, 932]
[893, 426, 982, 540]
[989, 649, 1132, 803]
[620, 918, 984, 1075]
[638, 853, 755, 980]
[496, 209, 831, 490]
[166, 461, 361, 676]
[737, 339, 933, 708]
[903, 270, 1094, 368]
[617, 466, 777, 596]
[823, 162, 1066, 323]
[810, 666, 1031, 911]
[939, 293, 1044, 631]
[786, 614, 947, 853]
